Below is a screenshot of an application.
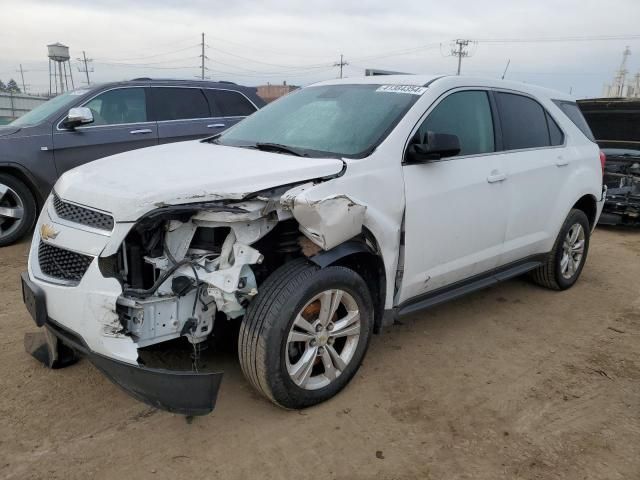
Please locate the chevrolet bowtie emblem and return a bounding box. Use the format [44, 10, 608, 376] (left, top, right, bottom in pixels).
[40, 224, 59, 241]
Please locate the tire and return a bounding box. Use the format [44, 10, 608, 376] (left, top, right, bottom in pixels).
[0, 173, 37, 247]
[239, 258, 374, 409]
[530, 208, 590, 290]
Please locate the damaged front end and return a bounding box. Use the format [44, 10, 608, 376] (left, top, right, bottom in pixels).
[600, 156, 640, 226]
[24, 178, 368, 415]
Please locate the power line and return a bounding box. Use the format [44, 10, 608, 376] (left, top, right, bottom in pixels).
[92, 62, 197, 70]
[203, 33, 336, 60]
[210, 47, 334, 69]
[474, 34, 640, 43]
[96, 44, 199, 62]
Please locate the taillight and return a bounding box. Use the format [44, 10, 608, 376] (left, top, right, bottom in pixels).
[599, 150, 606, 176]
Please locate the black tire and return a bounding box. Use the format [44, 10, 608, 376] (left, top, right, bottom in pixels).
[238, 258, 374, 409]
[530, 208, 591, 290]
[0, 173, 37, 247]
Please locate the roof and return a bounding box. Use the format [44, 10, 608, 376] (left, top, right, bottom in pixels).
[74, 78, 255, 92]
[311, 74, 574, 101]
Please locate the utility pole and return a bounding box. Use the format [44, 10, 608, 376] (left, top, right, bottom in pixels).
[76, 51, 93, 85]
[200, 32, 207, 80]
[334, 54, 348, 79]
[451, 39, 471, 75]
[17, 64, 27, 93]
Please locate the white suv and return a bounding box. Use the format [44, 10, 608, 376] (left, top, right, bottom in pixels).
[21, 75, 605, 415]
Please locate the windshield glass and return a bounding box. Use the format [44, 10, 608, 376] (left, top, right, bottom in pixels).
[216, 84, 423, 158]
[9, 90, 87, 127]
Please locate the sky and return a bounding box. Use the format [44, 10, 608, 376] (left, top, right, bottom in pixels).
[0, 0, 639, 98]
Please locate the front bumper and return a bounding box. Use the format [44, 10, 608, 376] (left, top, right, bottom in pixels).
[22, 272, 223, 416]
[599, 191, 640, 226]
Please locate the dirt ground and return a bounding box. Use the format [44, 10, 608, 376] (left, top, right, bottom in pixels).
[1, 228, 639, 480]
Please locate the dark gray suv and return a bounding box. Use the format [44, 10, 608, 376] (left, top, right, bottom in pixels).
[0, 79, 265, 246]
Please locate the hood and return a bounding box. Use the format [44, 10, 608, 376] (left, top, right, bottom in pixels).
[578, 98, 640, 150]
[55, 140, 345, 221]
[0, 126, 20, 137]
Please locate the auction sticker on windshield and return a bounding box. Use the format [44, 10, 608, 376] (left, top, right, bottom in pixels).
[376, 85, 427, 95]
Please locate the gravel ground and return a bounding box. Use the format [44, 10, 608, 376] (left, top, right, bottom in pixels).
[1, 228, 639, 480]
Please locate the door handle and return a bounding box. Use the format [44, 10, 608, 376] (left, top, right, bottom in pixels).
[487, 171, 507, 183]
[556, 158, 569, 167]
[207, 123, 226, 128]
[129, 129, 152, 135]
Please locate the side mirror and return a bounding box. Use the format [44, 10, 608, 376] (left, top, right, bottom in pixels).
[406, 131, 461, 163]
[62, 107, 94, 129]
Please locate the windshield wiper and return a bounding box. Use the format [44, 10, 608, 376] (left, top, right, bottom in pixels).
[254, 142, 308, 157]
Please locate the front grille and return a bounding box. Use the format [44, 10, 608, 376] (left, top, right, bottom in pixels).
[38, 241, 93, 282]
[53, 193, 114, 231]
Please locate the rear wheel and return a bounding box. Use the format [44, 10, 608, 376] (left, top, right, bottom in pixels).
[238, 259, 374, 409]
[530, 209, 590, 290]
[0, 173, 36, 247]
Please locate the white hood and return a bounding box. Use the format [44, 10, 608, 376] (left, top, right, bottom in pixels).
[54, 140, 345, 221]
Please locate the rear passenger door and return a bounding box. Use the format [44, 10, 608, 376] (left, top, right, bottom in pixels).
[152, 87, 214, 144]
[204, 88, 258, 130]
[493, 91, 567, 265]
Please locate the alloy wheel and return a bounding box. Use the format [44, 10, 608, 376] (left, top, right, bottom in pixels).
[560, 223, 585, 279]
[0, 182, 25, 241]
[285, 289, 361, 390]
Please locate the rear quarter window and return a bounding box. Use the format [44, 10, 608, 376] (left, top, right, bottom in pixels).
[553, 100, 596, 142]
[546, 112, 564, 146]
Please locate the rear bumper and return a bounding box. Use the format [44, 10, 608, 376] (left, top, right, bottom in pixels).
[22, 272, 223, 416]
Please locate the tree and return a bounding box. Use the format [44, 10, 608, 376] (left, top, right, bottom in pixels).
[0, 80, 6, 93]
[6, 79, 20, 94]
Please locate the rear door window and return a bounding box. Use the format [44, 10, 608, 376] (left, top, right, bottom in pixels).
[152, 87, 210, 121]
[205, 89, 257, 117]
[417, 90, 495, 156]
[496, 92, 550, 150]
[553, 100, 596, 142]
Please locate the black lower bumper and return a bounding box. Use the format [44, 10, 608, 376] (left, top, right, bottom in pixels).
[21, 272, 223, 416]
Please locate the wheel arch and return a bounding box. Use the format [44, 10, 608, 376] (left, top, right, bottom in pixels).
[309, 235, 387, 334]
[0, 163, 45, 209]
[572, 193, 598, 230]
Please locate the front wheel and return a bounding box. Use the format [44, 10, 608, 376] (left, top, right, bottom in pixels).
[0, 173, 37, 247]
[530, 208, 591, 290]
[238, 259, 374, 409]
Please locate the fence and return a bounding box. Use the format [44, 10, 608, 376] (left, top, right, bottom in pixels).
[0, 93, 49, 125]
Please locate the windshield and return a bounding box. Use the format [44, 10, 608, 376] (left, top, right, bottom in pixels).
[9, 90, 87, 127]
[215, 84, 423, 158]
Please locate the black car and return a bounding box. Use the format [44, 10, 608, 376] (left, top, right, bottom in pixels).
[0, 79, 265, 246]
[579, 98, 640, 226]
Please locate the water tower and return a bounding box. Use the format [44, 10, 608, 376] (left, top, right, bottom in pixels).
[47, 43, 75, 96]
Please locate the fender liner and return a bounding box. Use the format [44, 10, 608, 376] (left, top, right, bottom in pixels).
[309, 240, 374, 268]
[310, 240, 387, 333]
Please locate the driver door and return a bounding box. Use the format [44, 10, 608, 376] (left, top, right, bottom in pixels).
[52, 86, 158, 175]
[398, 89, 509, 303]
